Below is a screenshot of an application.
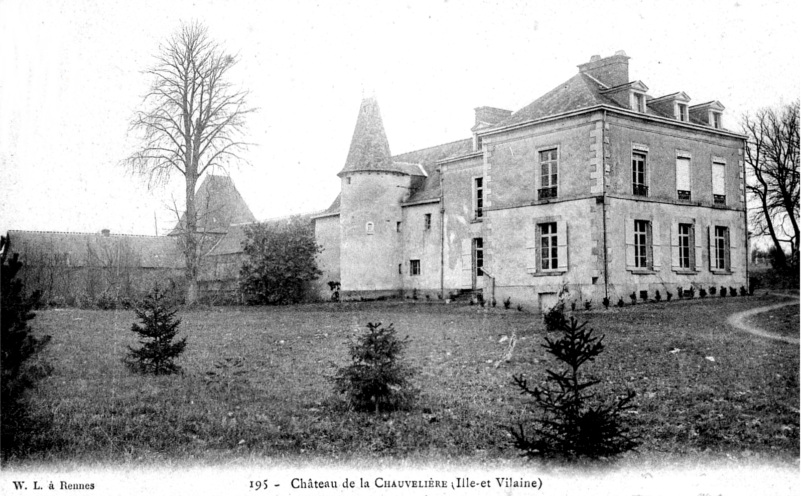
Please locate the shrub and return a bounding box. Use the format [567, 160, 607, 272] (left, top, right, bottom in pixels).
[124, 287, 187, 375]
[699, 288, 707, 298]
[688, 286, 695, 298]
[517, 304, 523, 312]
[709, 286, 717, 296]
[543, 302, 567, 332]
[333, 322, 417, 413]
[1, 248, 51, 459]
[720, 287, 727, 297]
[677, 286, 684, 299]
[654, 290, 662, 302]
[729, 287, 738, 297]
[239, 218, 322, 304]
[492, 298, 497, 308]
[96, 291, 118, 310]
[739, 286, 748, 297]
[629, 292, 636, 305]
[327, 281, 341, 302]
[584, 300, 592, 310]
[509, 317, 638, 460]
[503, 297, 512, 310]
[570, 301, 577, 312]
[602, 297, 610, 309]
[616, 298, 624, 307]
[666, 291, 673, 302]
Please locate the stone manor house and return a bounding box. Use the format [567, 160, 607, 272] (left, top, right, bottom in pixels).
[313, 51, 748, 310]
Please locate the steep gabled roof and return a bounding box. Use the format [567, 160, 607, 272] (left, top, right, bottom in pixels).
[496, 73, 620, 127]
[7, 230, 184, 269]
[170, 175, 256, 235]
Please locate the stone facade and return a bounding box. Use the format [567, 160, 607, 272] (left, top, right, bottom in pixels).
[314, 52, 748, 310]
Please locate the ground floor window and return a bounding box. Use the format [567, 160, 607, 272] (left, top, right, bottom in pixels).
[678, 223, 694, 269]
[714, 226, 730, 270]
[410, 259, 421, 276]
[539, 222, 558, 270]
[634, 220, 651, 269]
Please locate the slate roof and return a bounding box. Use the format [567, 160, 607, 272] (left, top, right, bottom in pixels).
[6, 230, 184, 269]
[395, 139, 474, 203]
[496, 73, 619, 127]
[170, 175, 256, 235]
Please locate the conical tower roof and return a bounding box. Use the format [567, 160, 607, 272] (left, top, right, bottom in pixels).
[338, 97, 395, 176]
[169, 175, 256, 235]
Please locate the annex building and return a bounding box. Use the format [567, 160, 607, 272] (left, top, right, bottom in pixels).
[313, 51, 749, 310]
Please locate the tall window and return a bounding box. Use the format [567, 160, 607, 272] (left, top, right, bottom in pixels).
[424, 213, 431, 230]
[634, 220, 651, 269]
[632, 152, 648, 196]
[714, 226, 730, 270]
[538, 149, 558, 199]
[410, 259, 421, 276]
[474, 177, 483, 219]
[712, 161, 726, 204]
[539, 222, 558, 270]
[676, 156, 691, 200]
[473, 238, 484, 277]
[678, 223, 694, 269]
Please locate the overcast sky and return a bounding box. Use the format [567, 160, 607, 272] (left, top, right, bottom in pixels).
[1, 0, 799, 236]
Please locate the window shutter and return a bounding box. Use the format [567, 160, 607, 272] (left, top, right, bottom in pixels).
[730, 224, 740, 272]
[712, 163, 725, 195]
[526, 224, 538, 273]
[707, 225, 714, 270]
[557, 220, 569, 271]
[461, 239, 473, 288]
[625, 219, 635, 269]
[727, 226, 737, 272]
[676, 158, 690, 191]
[652, 219, 661, 270]
[694, 224, 703, 271]
[670, 222, 680, 269]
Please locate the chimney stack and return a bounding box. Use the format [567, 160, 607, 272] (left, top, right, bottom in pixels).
[101, 229, 110, 237]
[578, 51, 630, 87]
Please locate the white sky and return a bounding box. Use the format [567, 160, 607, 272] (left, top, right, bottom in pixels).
[1, 0, 799, 236]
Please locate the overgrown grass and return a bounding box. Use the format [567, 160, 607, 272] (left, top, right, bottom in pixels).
[9, 295, 799, 466]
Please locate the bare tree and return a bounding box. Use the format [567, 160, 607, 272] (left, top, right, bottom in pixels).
[742, 101, 800, 272]
[125, 22, 254, 304]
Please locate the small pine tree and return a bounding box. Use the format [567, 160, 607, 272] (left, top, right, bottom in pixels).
[1, 245, 51, 459]
[699, 288, 707, 298]
[509, 317, 638, 461]
[602, 297, 610, 309]
[503, 297, 512, 310]
[666, 291, 673, 302]
[124, 287, 187, 375]
[333, 322, 417, 413]
[654, 290, 662, 302]
[616, 298, 624, 307]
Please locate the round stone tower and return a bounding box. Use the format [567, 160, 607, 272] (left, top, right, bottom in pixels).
[337, 98, 417, 297]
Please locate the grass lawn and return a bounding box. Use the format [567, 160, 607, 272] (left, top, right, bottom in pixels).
[744, 302, 800, 339]
[11, 294, 799, 466]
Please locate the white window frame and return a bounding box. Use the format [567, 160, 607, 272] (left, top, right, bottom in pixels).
[676, 103, 689, 122]
[538, 147, 559, 200]
[365, 221, 374, 234]
[410, 259, 421, 276]
[473, 176, 484, 220]
[678, 223, 694, 269]
[632, 145, 649, 196]
[473, 238, 484, 277]
[539, 222, 558, 271]
[424, 213, 431, 230]
[634, 220, 652, 269]
[713, 226, 730, 271]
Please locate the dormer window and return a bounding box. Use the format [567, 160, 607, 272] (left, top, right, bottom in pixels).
[632, 93, 646, 113]
[711, 112, 722, 129]
[677, 103, 688, 122]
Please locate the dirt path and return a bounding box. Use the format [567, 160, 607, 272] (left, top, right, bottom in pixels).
[727, 293, 800, 345]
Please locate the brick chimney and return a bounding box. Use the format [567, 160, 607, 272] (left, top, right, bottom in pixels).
[101, 229, 110, 237]
[474, 106, 512, 127]
[577, 50, 630, 87]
